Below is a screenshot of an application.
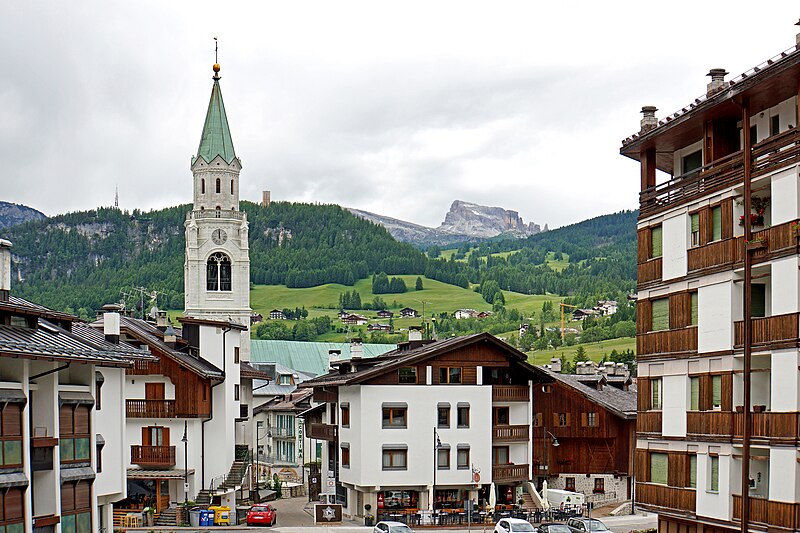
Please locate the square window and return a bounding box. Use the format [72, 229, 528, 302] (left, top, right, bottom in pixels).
[565, 477, 575, 491]
[593, 478, 605, 493]
[437, 407, 450, 428]
[382, 449, 407, 470]
[398, 367, 417, 384]
[382, 407, 407, 428]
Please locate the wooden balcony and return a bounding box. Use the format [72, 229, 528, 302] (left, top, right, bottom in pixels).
[492, 385, 529, 402]
[734, 412, 800, 442]
[687, 238, 739, 273]
[637, 411, 662, 434]
[637, 258, 662, 286]
[130, 445, 175, 467]
[635, 483, 695, 513]
[126, 399, 176, 418]
[733, 495, 800, 530]
[734, 312, 799, 348]
[128, 359, 156, 375]
[637, 327, 697, 357]
[492, 463, 529, 483]
[686, 411, 734, 439]
[308, 423, 337, 441]
[640, 128, 800, 218]
[492, 425, 529, 442]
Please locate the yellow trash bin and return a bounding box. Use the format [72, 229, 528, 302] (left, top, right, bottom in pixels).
[209, 505, 231, 526]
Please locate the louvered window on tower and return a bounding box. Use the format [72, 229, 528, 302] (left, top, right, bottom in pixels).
[207, 252, 232, 291]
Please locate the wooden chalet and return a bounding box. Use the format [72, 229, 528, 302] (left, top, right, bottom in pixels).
[399, 307, 419, 318]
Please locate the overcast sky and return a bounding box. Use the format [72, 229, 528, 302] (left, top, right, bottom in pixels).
[2, 2, 799, 229]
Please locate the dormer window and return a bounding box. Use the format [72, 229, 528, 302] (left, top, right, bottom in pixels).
[279, 374, 292, 385]
[206, 252, 232, 291]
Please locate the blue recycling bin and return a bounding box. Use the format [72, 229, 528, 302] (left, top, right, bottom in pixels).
[199, 510, 214, 526]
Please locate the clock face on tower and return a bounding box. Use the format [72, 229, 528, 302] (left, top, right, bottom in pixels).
[211, 228, 228, 245]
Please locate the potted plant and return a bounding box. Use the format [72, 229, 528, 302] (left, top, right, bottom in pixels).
[364, 504, 374, 526]
[744, 237, 768, 251]
[142, 507, 155, 526]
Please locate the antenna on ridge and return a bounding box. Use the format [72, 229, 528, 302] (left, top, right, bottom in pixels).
[214, 37, 218, 64]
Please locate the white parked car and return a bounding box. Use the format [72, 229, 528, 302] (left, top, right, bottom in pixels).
[495, 518, 536, 533]
[374, 520, 414, 533]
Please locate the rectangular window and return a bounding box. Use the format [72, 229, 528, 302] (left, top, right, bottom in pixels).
[690, 292, 699, 326]
[341, 445, 350, 468]
[556, 413, 570, 427]
[565, 477, 576, 492]
[690, 377, 700, 411]
[492, 446, 509, 465]
[682, 150, 703, 175]
[0, 404, 23, 467]
[234, 347, 240, 364]
[457, 447, 469, 469]
[651, 378, 663, 410]
[382, 406, 407, 428]
[234, 384, 240, 401]
[709, 455, 719, 491]
[437, 447, 450, 469]
[751, 284, 766, 318]
[771, 115, 780, 137]
[533, 413, 542, 427]
[650, 453, 668, 485]
[711, 375, 722, 409]
[341, 406, 350, 428]
[689, 455, 697, 489]
[398, 367, 417, 384]
[651, 226, 663, 258]
[493, 407, 510, 425]
[437, 406, 450, 428]
[750, 125, 758, 146]
[651, 299, 669, 332]
[690, 213, 700, 247]
[711, 206, 722, 242]
[59, 405, 91, 464]
[439, 367, 462, 384]
[382, 448, 407, 470]
[593, 478, 605, 494]
[457, 405, 470, 428]
[586, 412, 597, 427]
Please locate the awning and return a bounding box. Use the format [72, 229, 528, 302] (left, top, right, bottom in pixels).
[0, 389, 27, 404]
[126, 468, 195, 480]
[59, 391, 94, 406]
[0, 472, 28, 488]
[61, 466, 96, 482]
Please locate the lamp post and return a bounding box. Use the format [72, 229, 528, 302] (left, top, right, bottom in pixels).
[432, 428, 443, 513]
[543, 429, 559, 475]
[182, 421, 188, 505]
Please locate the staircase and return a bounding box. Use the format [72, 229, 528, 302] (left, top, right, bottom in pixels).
[520, 492, 536, 510]
[220, 445, 251, 490]
[196, 489, 212, 506]
[154, 507, 178, 526]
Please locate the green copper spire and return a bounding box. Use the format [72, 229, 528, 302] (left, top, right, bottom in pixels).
[196, 65, 236, 164]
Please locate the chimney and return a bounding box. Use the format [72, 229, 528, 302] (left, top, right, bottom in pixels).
[640, 106, 658, 133]
[104, 312, 120, 344]
[408, 326, 423, 342]
[706, 69, 729, 97]
[328, 349, 342, 369]
[156, 310, 168, 329]
[550, 357, 561, 373]
[0, 239, 11, 302]
[163, 323, 177, 348]
[350, 338, 363, 360]
[615, 362, 626, 376]
[796, 19, 800, 45]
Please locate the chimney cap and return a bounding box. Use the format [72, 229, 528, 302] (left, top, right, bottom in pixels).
[641, 106, 658, 114]
[707, 68, 729, 77]
[0, 239, 12, 248]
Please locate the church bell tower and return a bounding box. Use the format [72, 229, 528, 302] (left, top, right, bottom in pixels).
[184, 61, 251, 360]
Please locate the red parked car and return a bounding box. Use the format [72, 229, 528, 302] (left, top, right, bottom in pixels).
[247, 504, 277, 527]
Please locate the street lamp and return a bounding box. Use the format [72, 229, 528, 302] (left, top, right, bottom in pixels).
[544, 430, 559, 474]
[182, 421, 188, 505]
[432, 428, 443, 512]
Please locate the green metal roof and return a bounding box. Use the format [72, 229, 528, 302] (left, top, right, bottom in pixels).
[195, 78, 236, 164]
[250, 340, 396, 376]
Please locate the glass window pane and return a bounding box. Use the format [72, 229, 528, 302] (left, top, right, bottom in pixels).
[710, 456, 719, 491]
[652, 378, 662, 410]
[689, 455, 697, 488]
[61, 438, 74, 462]
[3, 440, 21, 465]
[650, 453, 668, 485]
[9, 524, 24, 533]
[712, 376, 722, 408]
[438, 408, 449, 427]
[690, 377, 699, 411]
[449, 368, 461, 384]
[77, 512, 92, 533]
[711, 206, 722, 241]
[382, 452, 391, 468]
[691, 213, 700, 232]
[62, 514, 75, 533]
[651, 299, 669, 331]
[751, 285, 766, 318]
[457, 449, 469, 468]
[690, 293, 698, 326]
[651, 226, 663, 258]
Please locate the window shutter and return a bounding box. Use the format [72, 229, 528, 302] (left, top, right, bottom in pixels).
[163, 427, 170, 446]
[581, 413, 587, 427]
[553, 414, 559, 427]
[142, 427, 151, 446]
[651, 226, 663, 258]
[61, 483, 75, 512]
[565, 413, 571, 426]
[689, 455, 697, 488]
[651, 299, 669, 331]
[74, 406, 90, 434]
[2, 404, 21, 437]
[75, 481, 90, 509]
[690, 293, 699, 326]
[60, 405, 74, 436]
[712, 376, 722, 408]
[650, 453, 668, 485]
[690, 377, 700, 411]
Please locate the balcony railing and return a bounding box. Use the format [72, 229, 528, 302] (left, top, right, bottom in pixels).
[128, 359, 154, 375]
[635, 483, 696, 513]
[308, 423, 337, 441]
[637, 327, 697, 357]
[130, 445, 175, 467]
[733, 495, 800, 530]
[256, 453, 298, 465]
[686, 411, 734, 438]
[640, 127, 800, 218]
[687, 238, 739, 273]
[637, 411, 662, 434]
[492, 464, 529, 483]
[492, 385, 529, 402]
[734, 412, 800, 442]
[126, 399, 176, 418]
[269, 426, 296, 438]
[734, 312, 799, 348]
[187, 210, 246, 221]
[637, 258, 662, 286]
[492, 425, 529, 442]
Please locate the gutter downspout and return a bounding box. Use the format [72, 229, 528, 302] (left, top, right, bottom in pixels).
[201, 325, 232, 489]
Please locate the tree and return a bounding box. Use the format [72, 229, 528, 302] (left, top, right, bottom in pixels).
[427, 245, 441, 259]
[415, 277, 424, 291]
[255, 321, 292, 340]
[573, 345, 589, 365]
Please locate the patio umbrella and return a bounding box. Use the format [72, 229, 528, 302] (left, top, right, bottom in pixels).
[489, 483, 496, 509]
[541, 480, 549, 510]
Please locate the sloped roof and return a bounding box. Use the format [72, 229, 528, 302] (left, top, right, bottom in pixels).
[254, 389, 313, 414]
[241, 361, 271, 380]
[250, 340, 395, 376]
[252, 362, 315, 398]
[537, 366, 637, 419]
[195, 77, 236, 164]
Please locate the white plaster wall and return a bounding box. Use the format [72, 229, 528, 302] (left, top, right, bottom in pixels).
[662, 212, 688, 281]
[768, 448, 796, 502]
[698, 282, 733, 353]
[695, 453, 732, 521]
[772, 256, 799, 316]
[95, 367, 126, 500]
[772, 349, 800, 412]
[125, 375, 175, 400]
[673, 141, 703, 176]
[770, 167, 800, 225]
[662, 375, 687, 437]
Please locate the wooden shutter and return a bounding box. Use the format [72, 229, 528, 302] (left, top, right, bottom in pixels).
[670, 292, 691, 329]
[721, 199, 734, 239]
[635, 449, 650, 482]
[5, 487, 24, 520]
[162, 426, 170, 446]
[74, 405, 90, 434]
[553, 414, 559, 427]
[638, 379, 651, 411]
[60, 405, 74, 436]
[699, 207, 711, 245]
[75, 481, 91, 510]
[2, 403, 21, 437]
[581, 413, 587, 427]
[637, 228, 652, 263]
[565, 413, 571, 426]
[142, 427, 152, 446]
[638, 299, 652, 334]
[61, 483, 75, 512]
[668, 453, 687, 487]
[145, 383, 165, 400]
[721, 374, 733, 411]
[699, 375, 711, 411]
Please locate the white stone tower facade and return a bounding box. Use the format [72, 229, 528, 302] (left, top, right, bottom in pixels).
[184, 63, 251, 360]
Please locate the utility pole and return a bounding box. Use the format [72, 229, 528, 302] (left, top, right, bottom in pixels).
[740, 97, 753, 533]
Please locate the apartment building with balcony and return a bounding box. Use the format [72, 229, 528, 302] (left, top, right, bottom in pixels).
[621, 29, 800, 533]
[300, 332, 542, 519]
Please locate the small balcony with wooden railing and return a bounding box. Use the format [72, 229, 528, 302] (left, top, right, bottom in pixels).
[685, 410, 800, 444]
[492, 425, 529, 442]
[130, 445, 175, 467]
[686, 411, 734, 439]
[637, 326, 697, 358]
[126, 399, 176, 418]
[492, 463, 529, 483]
[734, 312, 800, 350]
[307, 423, 337, 441]
[492, 385, 529, 402]
[733, 495, 800, 530]
[635, 482, 696, 513]
[636, 411, 663, 435]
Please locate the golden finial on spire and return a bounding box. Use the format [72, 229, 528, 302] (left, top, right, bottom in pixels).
[213, 37, 221, 79]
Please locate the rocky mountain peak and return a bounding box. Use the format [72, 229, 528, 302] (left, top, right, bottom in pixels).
[438, 200, 541, 238]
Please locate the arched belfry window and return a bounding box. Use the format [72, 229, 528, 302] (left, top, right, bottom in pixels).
[201, 179, 205, 194]
[207, 252, 232, 291]
[216, 178, 221, 194]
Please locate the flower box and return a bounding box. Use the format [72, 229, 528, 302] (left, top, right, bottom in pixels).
[745, 239, 768, 251]
[739, 214, 765, 227]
